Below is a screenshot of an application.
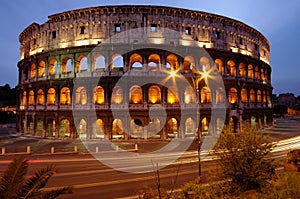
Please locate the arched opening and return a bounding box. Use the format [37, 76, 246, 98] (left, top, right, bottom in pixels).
[112, 54, 124, 71]
[130, 85, 142, 104]
[241, 88, 248, 104]
[59, 119, 70, 138]
[37, 89, 44, 105]
[216, 88, 225, 104]
[112, 119, 124, 139]
[201, 86, 211, 103]
[62, 57, 72, 74]
[250, 89, 256, 103]
[227, 60, 236, 76]
[47, 88, 56, 105]
[167, 86, 179, 104]
[94, 54, 105, 71]
[184, 86, 196, 104]
[148, 85, 161, 104]
[215, 59, 224, 75]
[60, 87, 71, 105]
[202, 117, 209, 135]
[78, 119, 87, 139]
[248, 64, 254, 79]
[148, 54, 160, 71]
[200, 56, 211, 72]
[263, 90, 267, 104]
[255, 66, 260, 80]
[130, 119, 143, 139]
[22, 91, 27, 106]
[75, 87, 87, 105]
[47, 119, 56, 137]
[228, 88, 238, 104]
[28, 90, 34, 105]
[166, 54, 179, 70]
[94, 86, 105, 105]
[49, 59, 58, 75]
[30, 63, 36, 79]
[77, 56, 88, 72]
[111, 86, 123, 104]
[239, 63, 246, 77]
[261, 68, 265, 81]
[130, 53, 143, 70]
[38, 61, 45, 77]
[148, 118, 161, 139]
[167, 118, 178, 138]
[183, 56, 195, 72]
[257, 90, 262, 103]
[251, 116, 256, 128]
[185, 117, 195, 137]
[36, 119, 44, 137]
[93, 119, 105, 139]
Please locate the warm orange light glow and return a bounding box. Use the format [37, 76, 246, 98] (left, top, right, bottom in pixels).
[148, 85, 161, 104]
[112, 86, 123, 104]
[94, 86, 105, 104]
[47, 88, 56, 105]
[76, 87, 87, 105]
[229, 88, 238, 104]
[60, 87, 71, 105]
[167, 89, 178, 104]
[28, 90, 34, 105]
[130, 86, 142, 104]
[37, 89, 44, 105]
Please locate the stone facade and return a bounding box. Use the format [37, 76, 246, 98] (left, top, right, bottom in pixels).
[16, 5, 273, 140]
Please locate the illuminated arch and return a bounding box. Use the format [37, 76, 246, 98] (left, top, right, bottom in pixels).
[38, 61, 45, 77]
[255, 66, 260, 80]
[78, 119, 87, 139]
[47, 88, 56, 105]
[37, 89, 44, 105]
[130, 53, 143, 70]
[30, 63, 36, 79]
[200, 56, 211, 72]
[239, 63, 246, 77]
[202, 117, 209, 133]
[130, 85, 142, 104]
[201, 86, 211, 103]
[184, 86, 195, 104]
[59, 119, 70, 138]
[257, 90, 262, 103]
[112, 86, 123, 104]
[112, 119, 124, 139]
[166, 54, 179, 70]
[148, 54, 160, 71]
[60, 87, 71, 105]
[167, 86, 179, 104]
[22, 91, 27, 106]
[248, 64, 254, 79]
[167, 118, 178, 138]
[215, 59, 224, 75]
[62, 57, 72, 74]
[28, 90, 34, 105]
[94, 86, 105, 105]
[228, 87, 238, 104]
[77, 56, 88, 72]
[250, 89, 255, 103]
[93, 119, 105, 139]
[185, 117, 195, 136]
[183, 56, 195, 72]
[227, 60, 236, 76]
[148, 85, 161, 104]
[241, 88, 248, 104]
[49, 59, 58, 75]
[75, 87, 87, 105]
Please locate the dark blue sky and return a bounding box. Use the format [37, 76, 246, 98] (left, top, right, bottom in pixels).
[1, 0, 299, 95]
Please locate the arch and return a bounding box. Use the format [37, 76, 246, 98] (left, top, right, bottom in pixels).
[36, 119, 44, 137]
[28, 90, 34, 105]
[167, 86, 179, 104]
[75, 87, 87, 105]
[228, 87, 238, 104]
[167, 118, 178, 138]
[60, 87, 71, 105]
[130, 85, 142, 104]
[47, 119, 56, 137]
[185, 117, 195, 136]
[255, 66, 260, 80]
[216, 87, 225, 104]
[200, 56, 211, 72]
[49, 59, 58, 75]
[263, 90, 267, 103]
[94, 54, 105, 71]
[148, 54, 160, 71]
[130, 119, 143, 138]
[241, 88, 248, 104]
[78, 119, 87, 139]
[184, 86, 196, 104]
[30, 63, 36, 79]
[22, 91, 27, 106]
[37, 89, 44, 105]
[183, 56, 195, 72]
[166, 54, 179, 70]
[112, 119, 124, 139]
[93, 119, 105, 139]
[148, 118, 161, 139]
[227, 60, 236, 76]
[239, 63, 246, 77]
[148, 85, 161, 104]
[130, 53, 143, 70]
[257, 90, 262, 103]
[111, 86, 123, 104]
[77, 56, 88, 72]
[94, 86, 105, 105]
[112, 54, 124, 70]
[248, 64, 254, 79]
[47, 88, 56, 105]
[261, 68, 265, 81]
[202, 117, 209, 133]
[250, 89, 255, 103]
[38, 61, 46, 77]
[215, 59, 224, 75]
[62, 57, 72, 74]
[59, 119, 70, 138]
[201, 86, 211, 103]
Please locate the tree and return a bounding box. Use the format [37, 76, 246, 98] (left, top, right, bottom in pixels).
[214, 124, 277, 192]
[0, 157, 72, 199]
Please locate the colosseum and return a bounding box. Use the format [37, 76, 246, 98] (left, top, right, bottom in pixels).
[16, 5, 273, 140]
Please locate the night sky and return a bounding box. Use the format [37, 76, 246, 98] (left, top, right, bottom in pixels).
[1, 0, 299, 95]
